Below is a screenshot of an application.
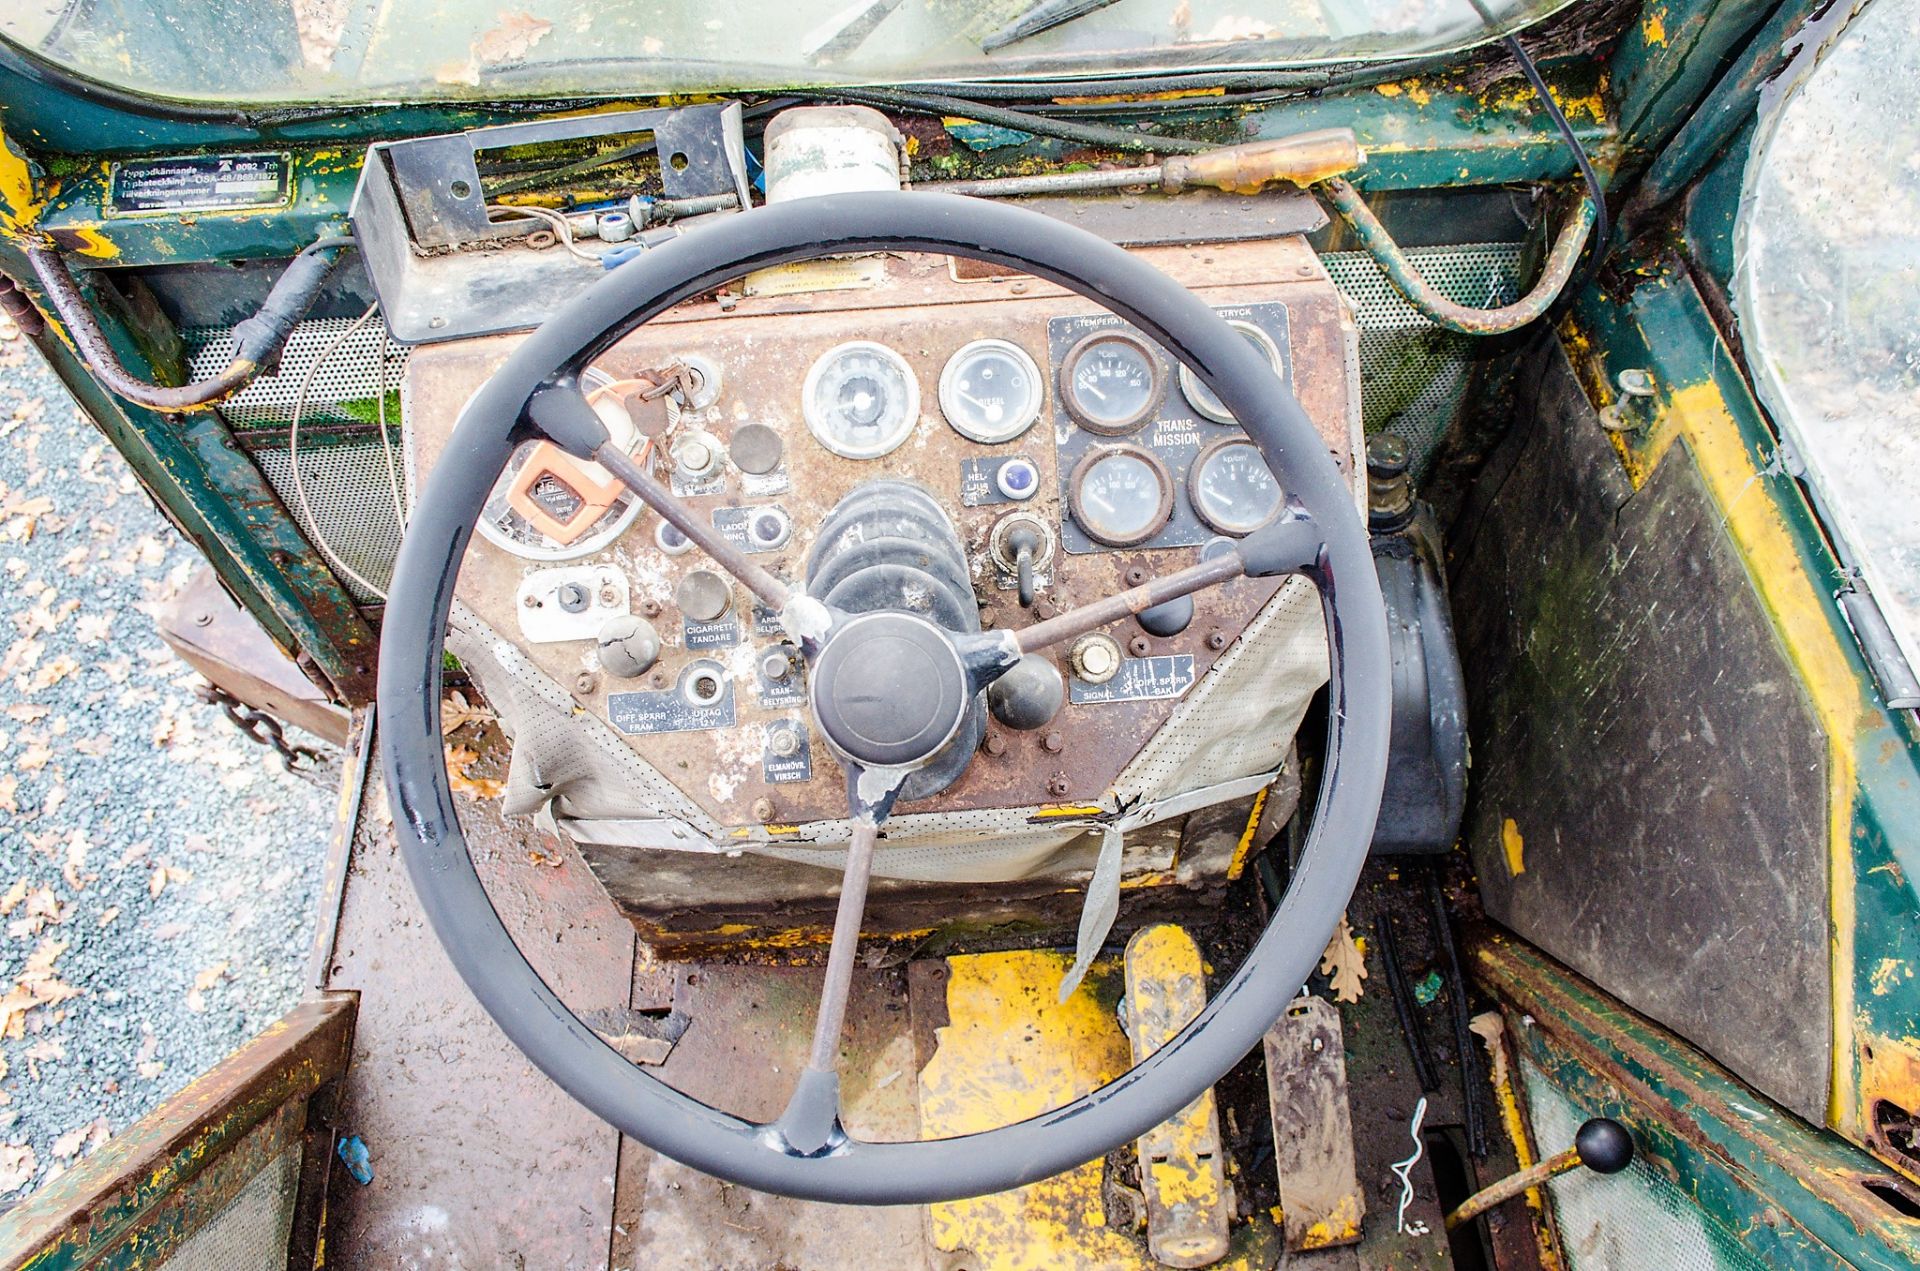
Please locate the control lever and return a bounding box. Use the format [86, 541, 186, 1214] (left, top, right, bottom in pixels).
[1444, 1117, 1633, 1230]
[1006, 524, 1043, 609]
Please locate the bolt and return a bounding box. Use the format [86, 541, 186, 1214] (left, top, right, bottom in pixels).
[1206, 630, 1228, 651]
[640, 600, 661, 618]
[1010, 280, 1029, 294]
[983, 732, 1007, 756]
[752, 797, 775, 822]
[193, 611, 213, 627]
[598, 586, 619, 606]
[523, 593, 540, 608]
[573, 671, 599, 695]
[1128, 635, 1151, 657]
[1125, 566, 1148, 586]
[649, 671, 668, 689]
[1043, 731, 1064, 753]
[1048, 774, 1070, 797]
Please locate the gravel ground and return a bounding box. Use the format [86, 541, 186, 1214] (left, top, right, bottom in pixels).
[0, 318, 335, 1206]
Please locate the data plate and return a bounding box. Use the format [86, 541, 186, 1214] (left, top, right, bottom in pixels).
[607, 664, 736, 735]
[682, 618, 741, 650]
[1069, 654, 1197, 705]
[108, 153, 291, 215]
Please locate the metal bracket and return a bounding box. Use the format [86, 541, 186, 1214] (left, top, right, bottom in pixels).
[351, 102, 751, 343]
[1265, 994, 1366, 1251]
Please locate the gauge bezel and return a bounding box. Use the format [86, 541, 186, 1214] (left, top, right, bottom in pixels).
[1059, 329, 1165, 436]
[801, 340, 922, 460]
[1067, 443, 1175, 547]
[938, 338, 1045, 444]
[474, 366, 642, 562]
[1178, 320, 1283, 425]
[1188, 436, 1286, 537]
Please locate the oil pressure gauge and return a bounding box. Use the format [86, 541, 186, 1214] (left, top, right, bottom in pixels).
[1060, 330, 1163, 435]
[1069, 445, 1174, 547]
[802, 341, 920, 459]
[939, 339, 1043, 443]
[1189, 438, 1284, 536]
[1178, 321, 1284, 425]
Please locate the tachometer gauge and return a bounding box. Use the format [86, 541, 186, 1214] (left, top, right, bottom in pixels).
[939, 338, 1043, 443]
[1060, 330, 1163, 435]
[1069, 445, 1174, 547]
[802, 341, 920, 459]
[476, 367, 642, 561]
[1179, 321, 1283, 425]
[1189, 438, 1284, 536]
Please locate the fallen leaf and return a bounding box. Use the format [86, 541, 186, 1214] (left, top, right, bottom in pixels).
[0, 1142, 36, 1193]
[3, 704, 46, 723]
[96, 907, 119, 928]
[148, 866, 168, 897]
[445, 744, 505, 800]
[1469, 1011, 1511, 1095]
[0, 775, 15, 813]
[192, 962, 229, 992]
[1318, 913, 1368, 1004]
[440, 690, 496, 735]
[0, 880, 25, 915]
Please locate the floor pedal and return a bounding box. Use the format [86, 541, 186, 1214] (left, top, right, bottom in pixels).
[1265, 994, 1365, 1252]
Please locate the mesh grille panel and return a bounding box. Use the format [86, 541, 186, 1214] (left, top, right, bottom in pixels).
[252, 441, 405, 602]
[187, 317, 409, 427]
[1520, 1057, 1771, 1271]
[158, 1144, 299, 1271]
[1323, 242, 1524, 471]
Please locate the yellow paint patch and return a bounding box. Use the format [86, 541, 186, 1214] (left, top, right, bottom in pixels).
[1643, 9, 1668, 44]
[1301, 1194, 1364, 1248]
[1503, 818, 1526, 877]
[1226, 787, 1269, 880]
[0, 131, 43, 236]
[1375, 82, 1403, 97]
[1870, 959, 1909, 997]
[67, 227, 120, 260]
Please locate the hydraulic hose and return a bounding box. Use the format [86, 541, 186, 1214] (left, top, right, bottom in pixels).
[26, 231, 354, 413]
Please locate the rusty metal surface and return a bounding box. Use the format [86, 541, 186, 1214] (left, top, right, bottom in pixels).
[0, 995, 353, 1271]
[1265, 995, 1364, 1251]
[320, 768, 634, 1269]
[614, 962, 932, 1270]
[158, 564, 351, 748]
[303, 706, 375, 989]
[405, 238, 1351, 829]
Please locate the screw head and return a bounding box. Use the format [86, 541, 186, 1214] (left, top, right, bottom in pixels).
[573, 671, 599, 695]
[983, 732, 1007, 756]
[640, 600, 661, 618]
[598, 586, 619, 606]
[1043, 731, 1064, 753]
[1128, 635, 1151, 657]
[752, 797, 775, 822]
[1124, 566, 1148, 587]
[1206, 630, 1228, 651]
[1047, 774, 1070, 797]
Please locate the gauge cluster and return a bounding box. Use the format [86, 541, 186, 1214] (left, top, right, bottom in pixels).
[1050, 302, 1293, 555]
[407, 241, 1354, 829]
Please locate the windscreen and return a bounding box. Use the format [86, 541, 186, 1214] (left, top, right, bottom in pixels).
[5, 0, 1574, 105]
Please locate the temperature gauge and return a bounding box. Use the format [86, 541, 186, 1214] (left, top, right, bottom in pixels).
[939, 339, 1043, 443]
[1178, 321, 1284, 425]
[1189, 438, 1284, 536]
[802, 341, 920, 459]
[1069, 445, 1174, 547]
[1060, 330, 1163, 435]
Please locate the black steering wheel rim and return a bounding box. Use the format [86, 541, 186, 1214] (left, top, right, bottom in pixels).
[377, 191, 1391, 1205]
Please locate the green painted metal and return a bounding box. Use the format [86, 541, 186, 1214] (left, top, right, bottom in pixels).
[0, 243, 380, 701]
[1608, 0, 1782, 160]
[1678, 119, 1750, 287]
[1484, 933, 1920, 1270]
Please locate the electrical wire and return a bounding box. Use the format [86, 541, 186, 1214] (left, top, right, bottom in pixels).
[1463, 0, 1610, 287]
[487, 203, 602, 262]
[288, 304, 401, 602]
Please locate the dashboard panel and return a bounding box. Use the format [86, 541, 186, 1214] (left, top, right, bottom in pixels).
[405, 237, 1359, 830]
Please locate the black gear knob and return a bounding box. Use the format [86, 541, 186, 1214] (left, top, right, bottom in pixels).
[1574, 1117, 1634, 1174]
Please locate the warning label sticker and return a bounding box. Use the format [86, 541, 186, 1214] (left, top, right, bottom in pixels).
[108, 154, 291, 216]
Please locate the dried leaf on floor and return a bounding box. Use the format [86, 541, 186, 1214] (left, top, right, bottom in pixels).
[445, 744, 505, 800]
[1469, 1011, 1511, 1094]
[440, 689, 495, 735]
[0, 1142, 36, 1193]
[1318, 913, 1368, 1004]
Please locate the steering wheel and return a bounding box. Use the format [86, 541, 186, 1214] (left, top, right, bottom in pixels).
[378, 191, 1390, 1205]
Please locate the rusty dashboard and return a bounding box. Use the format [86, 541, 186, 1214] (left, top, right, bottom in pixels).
[404, 237, 1358, 830]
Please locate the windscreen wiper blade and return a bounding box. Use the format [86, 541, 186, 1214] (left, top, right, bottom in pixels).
[980, 0, 1124, 52]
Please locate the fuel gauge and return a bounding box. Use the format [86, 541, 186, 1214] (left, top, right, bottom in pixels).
[1069, 445, 1174, 547]
[940, 339, 1043, 443]
[1189, 438, 1284, 536]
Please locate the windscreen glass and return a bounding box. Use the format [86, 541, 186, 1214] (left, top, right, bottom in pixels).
[5, 0, 1575, 105]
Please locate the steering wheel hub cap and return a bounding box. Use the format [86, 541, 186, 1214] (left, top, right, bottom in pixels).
[810, 612, 969, 770]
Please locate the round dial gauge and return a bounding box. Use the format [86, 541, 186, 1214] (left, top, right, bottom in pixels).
[939, 338, 1044, 443]
[1069, 445, 1174, 547]
[1178, 320, 1283, 424]
[1060, 330, 1163, 435]
[476, 367, 643, 561]
[1189, 438, 1284, 536]
[802, 341, 920, 459]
